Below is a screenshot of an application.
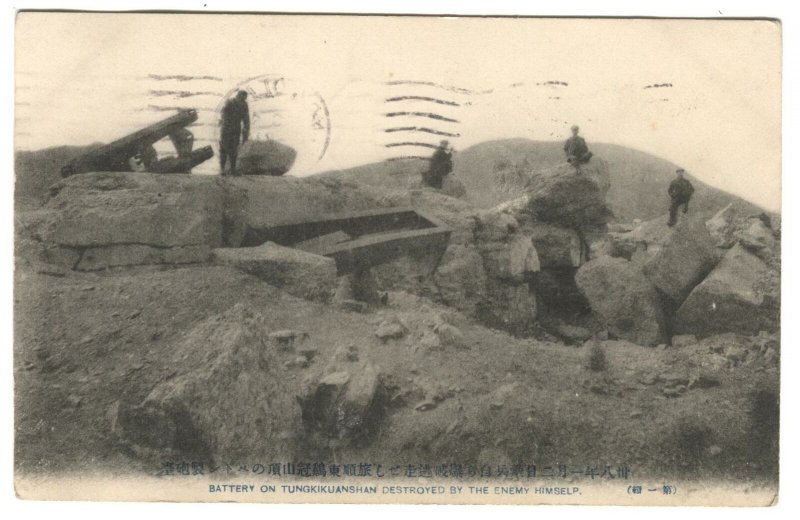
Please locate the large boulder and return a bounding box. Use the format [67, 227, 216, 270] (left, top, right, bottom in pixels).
[433, 244, 488, 316]
[640, 218, 720, 304]
[297, 363, 388, 446]
[674, 244, 779, 337]
[236, 139, 297, 176]
[524, 222, 585, 268]
[115, 304, 300, 461]
[212, 242, 337, 302]
[478, 235, 540, 283]
[575, 256, 667, 346]
[521, 162, 612, 230]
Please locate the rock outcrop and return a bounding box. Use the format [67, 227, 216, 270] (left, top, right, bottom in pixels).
[113, 304, 300, 461]
[674, 244, 779, 337]
[575, 256, 667, 346]
[492, 161, 613, 231]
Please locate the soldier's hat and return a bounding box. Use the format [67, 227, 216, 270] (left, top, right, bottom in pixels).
[570, 124, 580, 131]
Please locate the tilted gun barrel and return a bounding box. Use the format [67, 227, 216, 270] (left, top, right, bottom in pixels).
[149, 146, 214, 174]
[60, 109, 210, 177]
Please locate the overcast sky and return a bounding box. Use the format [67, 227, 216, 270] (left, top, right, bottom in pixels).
[15, 13, 781, 211]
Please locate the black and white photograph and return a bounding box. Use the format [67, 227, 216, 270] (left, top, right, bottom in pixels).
[11, 11, 783, 506]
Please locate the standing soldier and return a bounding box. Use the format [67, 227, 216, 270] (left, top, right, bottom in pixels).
[564, 124, 593, 170]
[423, 140, 453, 189]
[667, 168, 695, 226]
[219, 90, 250, 176]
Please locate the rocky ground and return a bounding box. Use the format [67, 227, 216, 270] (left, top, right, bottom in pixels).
[14, 146, 780, 490]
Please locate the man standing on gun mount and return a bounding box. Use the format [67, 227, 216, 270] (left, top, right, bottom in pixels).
[667, 168, 695, 227]
[219, 90, 250, 176]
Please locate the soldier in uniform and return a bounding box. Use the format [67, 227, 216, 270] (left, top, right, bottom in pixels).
[219, 90, 250, 176]
[564, 125, 593, 170]
[423, 140, 454, 189]
[667, 168, 695, 227]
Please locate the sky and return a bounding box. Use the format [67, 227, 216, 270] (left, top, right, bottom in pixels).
[15, 13, 781, 211]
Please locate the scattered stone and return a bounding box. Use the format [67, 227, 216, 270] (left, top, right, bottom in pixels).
[419, 331, 442, 351]
[671, 334, 697, 348]
[434, 323, 464, 347]
[333, 344, 359, 363]
[285, 356, 309, 369]
[212, 242, 337, 302]
[375, 316, 408, 341]
[575, 256, 667, 347]
[688, 374, 721, 389]
[489, 383, 520, 409]
[674, 244, 779, 337]
[763, 347, 778, 365]
[269, 330, 309, 351]
[66, 394, 82, 408]
[298, 344, 319, 362]
[662, 386, 686, 398]
[708, 445, 723, 457]
[556, 324, 592, 344]
[638, 373, 658, 386]
[128, 310, 141, 319]
[629, 410, 643, 418]
[659, 372, 690, 387]
[336, 299, 368, 313]
[415, 400, 438, 412]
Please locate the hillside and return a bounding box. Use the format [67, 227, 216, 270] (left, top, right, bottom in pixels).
[316, 139, 771, 224]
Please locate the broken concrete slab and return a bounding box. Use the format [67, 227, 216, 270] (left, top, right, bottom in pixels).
[212, 242, 337, 302]
[38, 172, 227, 249]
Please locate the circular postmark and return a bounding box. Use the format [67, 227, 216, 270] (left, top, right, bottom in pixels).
[215, 75, 331, 173]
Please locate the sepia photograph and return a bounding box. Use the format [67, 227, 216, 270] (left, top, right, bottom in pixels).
[11, 10, 783, 506]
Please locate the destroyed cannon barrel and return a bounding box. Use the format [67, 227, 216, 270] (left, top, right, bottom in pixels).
[60, 109, 200, 177]
[149, 146, 214, 174]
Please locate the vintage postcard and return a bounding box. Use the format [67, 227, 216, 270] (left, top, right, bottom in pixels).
[13, 12, 781, 505]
